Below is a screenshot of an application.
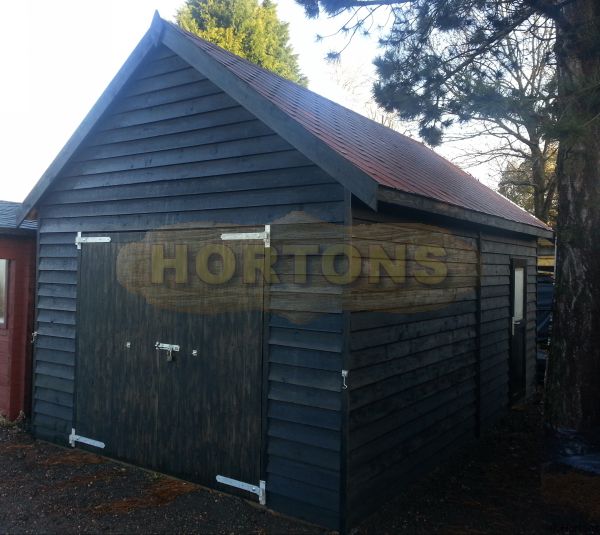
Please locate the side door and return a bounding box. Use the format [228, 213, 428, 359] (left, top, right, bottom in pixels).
[509, 258, 527, 403]
[74, 228, 266, 495]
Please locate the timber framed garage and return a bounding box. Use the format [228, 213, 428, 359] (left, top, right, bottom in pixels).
[0, 201, 36, 421]
[19, 14, 552, 532]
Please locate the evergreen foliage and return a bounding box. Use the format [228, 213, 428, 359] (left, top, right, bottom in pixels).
[178, 0, 307, 86]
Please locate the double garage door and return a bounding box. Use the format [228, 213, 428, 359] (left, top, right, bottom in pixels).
[73, 228, 266, 496]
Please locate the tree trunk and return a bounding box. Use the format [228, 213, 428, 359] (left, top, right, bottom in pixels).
[544, 0, 600, 431]
[531, 144, 549, 222]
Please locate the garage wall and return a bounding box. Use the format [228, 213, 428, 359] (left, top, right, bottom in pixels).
[32, 45, 346, 530]
[345, 203, 538, 527]
[479, 232, 538, 427]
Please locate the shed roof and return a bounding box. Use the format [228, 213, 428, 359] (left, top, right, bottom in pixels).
[170, 23, 548, 232]
[18, 14, 551, 238]
[0, 201, 36, 231]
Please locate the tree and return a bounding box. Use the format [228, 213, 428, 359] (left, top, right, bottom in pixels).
[177, 0, 307, 85]
[498, 144, 558, 227]
[298, 0, 600, 432]
[327, 61, 409, 130]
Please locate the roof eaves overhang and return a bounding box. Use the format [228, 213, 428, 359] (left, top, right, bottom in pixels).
[378, 187, 554, 239]
[160, 22, 379, 210]
[16, 13, 164, 225]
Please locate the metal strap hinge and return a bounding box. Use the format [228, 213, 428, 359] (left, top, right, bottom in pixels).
[216, 475, 266, 505]
[69, 428, 106, 449]
[220, 225, 270, 248]
[75, 232, 111, 250]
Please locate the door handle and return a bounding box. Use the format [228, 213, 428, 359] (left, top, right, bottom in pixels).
[511, 318, 520, 336]
[155, 342, 180, 362]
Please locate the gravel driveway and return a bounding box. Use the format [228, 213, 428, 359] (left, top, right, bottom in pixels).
[1, 400, 599, 534]
[0, 423, 326, 534]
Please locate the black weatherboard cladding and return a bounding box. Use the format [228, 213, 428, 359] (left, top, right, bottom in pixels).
[344, 205, 537, 527]
[32, 45, 346, 529]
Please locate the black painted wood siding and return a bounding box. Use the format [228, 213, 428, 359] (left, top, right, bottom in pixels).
[32, 45, 345, 530]
[345, 205, 537, 527]
[479, 232, 537, 427]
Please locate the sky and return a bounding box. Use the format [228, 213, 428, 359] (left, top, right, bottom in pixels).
[0, 0, 492, 203]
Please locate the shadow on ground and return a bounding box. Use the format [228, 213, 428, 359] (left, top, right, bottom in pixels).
[1, 400, 599, 534]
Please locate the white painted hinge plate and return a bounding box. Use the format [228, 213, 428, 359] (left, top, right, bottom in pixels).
[75, 231, 111, 250]
[221, 225, 270, 248]
[69, 428, 105, 449]
[216, 475, 266, 505]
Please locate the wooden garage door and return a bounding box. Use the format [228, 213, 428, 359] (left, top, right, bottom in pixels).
[74, 228, 265, 492]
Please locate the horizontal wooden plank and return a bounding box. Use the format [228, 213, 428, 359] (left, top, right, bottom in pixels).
[267, 437, 340, 471]
[121, 67, 207, 98]
[350, 378, 475, 448]
[267, 455, 340, 491]
[33, 373, 74, 394]
[350, 403, 476, 488]
[269, 327, 343, 354]
[481, 244, 537, 258]
[39, 201, 346, 233]
[350, 352, 476, 411]
[269, 363, 342, 392]
[266, 493, 339, 530]
[349, 365, 476, 427]
[268, 400, 341, 431]
[268, 419, 340, 451]
[32, 412, 71, 433]
[39, 233, 77, 245]
[113, 79, 222, 115]
[37, 296, 77, 313]
[350, 300, 477, 331]
[133, 53, 190, 79]
[269, 381, 342, 411]
[35, 361, 75, 381]
[66, 134, 292, 177]
[99, 92, 238, 130]
[36, 322, 76, 340]
[51, 168, 332, 205]
[35, 347, 75, 367]
[268, 474, 339, 513]
[37, 309, 76, 326]
[39, 258, 77, 272]
[351, 338, 477, 391]
[77, 120, 273, 163]
[269, 312, 343, 334]
[89, 106, 256, 146]
[350, 393, 475, 470]
[351, 326, 476, 369]
[34, 387, 74, 408]
[350, 312, 476, 351]
[34, 400, 72, 422]
[39, 244, 78, 258]
[56, 150, 313, 191]
[42, 184, 344, 220]
[36, 334, 76, 353]
[38, 284, 77, 300]
[269, 346, 341, 372]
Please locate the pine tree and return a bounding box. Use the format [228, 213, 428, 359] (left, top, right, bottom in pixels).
[297, 0, 600, 432]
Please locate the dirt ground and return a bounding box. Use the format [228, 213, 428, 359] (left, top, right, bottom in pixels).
[1, 400, 599, 534]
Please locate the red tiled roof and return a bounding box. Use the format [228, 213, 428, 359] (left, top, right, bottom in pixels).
[172, 23, 549, 231]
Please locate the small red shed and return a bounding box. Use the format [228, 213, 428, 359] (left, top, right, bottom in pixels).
[0, 201, 36, 421]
